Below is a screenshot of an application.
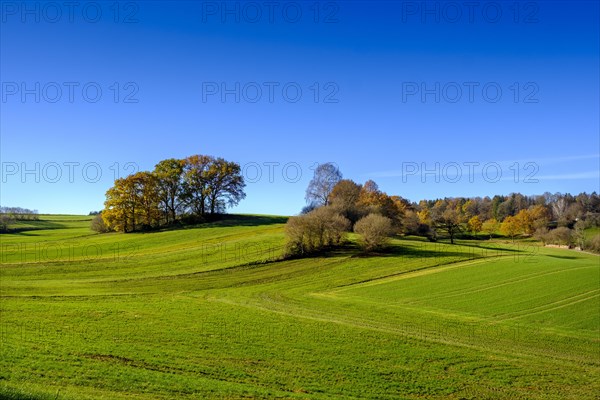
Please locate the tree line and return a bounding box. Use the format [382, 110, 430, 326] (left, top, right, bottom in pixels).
[0, 207, 40, 232]
[96, 155, 246, 232]
[285, 163, 600, 256]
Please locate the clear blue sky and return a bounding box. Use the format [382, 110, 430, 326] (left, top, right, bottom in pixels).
[1, 1, 599, 215]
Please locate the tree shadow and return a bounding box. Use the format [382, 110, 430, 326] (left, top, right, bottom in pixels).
[546, 254, 579, 260]
[156, 214, 289, 232]
[1, 220, 66, 235]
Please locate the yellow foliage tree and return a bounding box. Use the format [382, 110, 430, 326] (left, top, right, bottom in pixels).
[467, 215, 483, 233]
[500, 216, 520, 242]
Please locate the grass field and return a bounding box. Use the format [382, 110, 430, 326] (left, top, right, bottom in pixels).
[1, 215, 598, 399]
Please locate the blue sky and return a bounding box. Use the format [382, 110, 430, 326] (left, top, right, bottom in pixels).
[1, 0, 599, 215]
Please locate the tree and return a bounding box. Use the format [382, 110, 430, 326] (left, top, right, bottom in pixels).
[550, 194, 567, 221]
[417, 208, 431, 225]
[205, 158, 246, 214]
[305, 163, 342, 206]
[103, 176, 137, 232]
[481, 218, 500, 239]
[402, 210, 421, 235]
[153, 158, 184, 224]
[329, 179, 363, 224]
[285, 206, 350, 257]
[573, 219, 587, 249]
[357, 180, 404, 228]
[181, 155, 213, 217]
[467, 215, 483, 234]
[500, 216, 520, 242]
[0, 213, 15, 232]
[432, 208, 462, 244]
[514, 209, 534, 235]
[529, 204, 550, 232]
[134, 171, 161, 229]
[354, 214, 394, 252]
[102, 172, 161, 232]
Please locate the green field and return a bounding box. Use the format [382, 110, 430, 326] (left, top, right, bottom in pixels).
[1, 215, 599, 399]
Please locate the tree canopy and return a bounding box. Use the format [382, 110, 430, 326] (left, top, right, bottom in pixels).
[101, 155, 246, 232]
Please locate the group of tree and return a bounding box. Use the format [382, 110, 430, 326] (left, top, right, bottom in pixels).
[286, 164, 600, 254]
[285, 164, 404, 256]
[0, 207, 39, 232]
[96, 155, 246, 233]
[403, 192, 600, 251]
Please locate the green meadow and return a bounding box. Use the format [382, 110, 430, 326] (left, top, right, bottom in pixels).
[0, 215, 598, 399]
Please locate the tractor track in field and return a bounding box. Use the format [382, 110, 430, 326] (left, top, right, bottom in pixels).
[78, 353, 313, 398]
[327, 256, 510, 294]
[205, 294, 599, 368]
[498, 289, 600, 321]
[407, 265, 597, 303]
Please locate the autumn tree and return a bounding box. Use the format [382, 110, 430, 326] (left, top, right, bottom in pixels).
[417, 208, 431, 225]
[101, 154, 246, 232]
[514, 209, 534, 235]
[205, 157, 246, 214]
[305, 163, 342, 206]
[328, 179, 363, 224]
[357, 180, 404, 228]
[134, 171, 161, 229]
[103, 176, 137, 232]
[467, 215, 483, 234]
[154, 158, 184, 224]
[481, 218, 500, 239]
[529, 204, 550, 231]
[500, 216, 520, 242]
[102, 172, 161, 232]
[181, 155, 213, 217]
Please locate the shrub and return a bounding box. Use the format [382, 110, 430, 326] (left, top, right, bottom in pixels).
[0, 214, 15, 232]
[354, 214, 394, 252]
[90, 213, 110, 233]
[285, 206, 350, 257]
[586, 234, 600, 254]
[533, 227, 549, 244]
[547, 227, 573, 247]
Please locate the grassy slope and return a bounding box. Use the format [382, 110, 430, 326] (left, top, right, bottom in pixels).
[0, 216, 598, 399]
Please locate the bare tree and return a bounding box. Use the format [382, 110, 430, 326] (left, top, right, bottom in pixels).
[305, 163, 342, 207]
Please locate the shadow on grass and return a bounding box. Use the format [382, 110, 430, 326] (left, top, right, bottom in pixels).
[353, 243, 488, 261]
[1, 220, 66, 235]
[546, 254, 579, 260]
[157, 214, 289, 232]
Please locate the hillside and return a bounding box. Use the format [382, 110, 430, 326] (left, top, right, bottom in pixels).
[0, 215, 598, 399]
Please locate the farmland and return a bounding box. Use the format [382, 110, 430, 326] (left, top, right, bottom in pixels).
[0, 215, 598, 399]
